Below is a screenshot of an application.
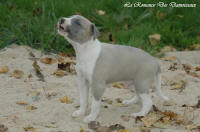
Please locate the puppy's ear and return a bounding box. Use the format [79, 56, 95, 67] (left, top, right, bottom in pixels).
[91, 23, 99, 40]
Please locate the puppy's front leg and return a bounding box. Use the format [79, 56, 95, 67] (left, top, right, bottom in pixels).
[83, 82, 105, 123]
[72, 70, 89, 117]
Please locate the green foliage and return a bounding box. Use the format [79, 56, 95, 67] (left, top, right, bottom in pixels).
[0, 0, 200, 55]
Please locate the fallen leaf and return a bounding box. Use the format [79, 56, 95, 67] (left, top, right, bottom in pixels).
[170, 80, 185, 91]
[160, 46, 176, 53]
[116, 98, 123, 103]
[121, 115, 130, 122]
[118, 129, 130, 132]
[108, 124, 125, 131]
[80, 127, 86, 132]
[141, 113, 163, 127]
[182, 64, 192, 71]
[186, 123, 200, 131]
[60, 96, 71, 104]
[0, 124, 8, 132]
[47, 92, 57, 98]
[162, 110, 178, 120]
[29, 52, 36, 58]
[16, 101, 28, 106]
[97, 10, 105, 15]
[189, 44, 200, 50]
[152, 105, 161, 112]
[40, 57, 56, 64]
[135, 116, 144, 123]
[32, 61, 45, 81]
[109, 34, 115, 43]
[53, 70, 67, 77]
[24, 126, 40, 132]
[27, 91, 40, 96]
[26, 105, 38, 110]
[58, 63, 70, 71]
[0, 66, 9, 73]
[195, 67, 200, 71]
[161, 56, 176, 61]
[168, 62, 178, 71]
[148, 33, 161, 45]
[88, 121, 100, 130]
[185, 70, 200, 78]
[102, 98, 113, 105]
[11, 70, 24, 79]
[112, 82, 127, 89]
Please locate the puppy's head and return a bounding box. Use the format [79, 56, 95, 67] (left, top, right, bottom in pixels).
[57, 15, 99, 44]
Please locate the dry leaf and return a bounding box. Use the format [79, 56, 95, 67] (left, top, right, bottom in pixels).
[112, 82, 127, 89]
[60, 96, 71, 104]
[109, 34, 115, 43]
[177, 14, 184, 18]
[160, 46, 176, 53]
[121, 115, 130, 122]
[161, 56, 176, 61]
[40, 57, 56, 64]
[189, 44, 200, 50]
[0, 66, 9, 73]
[170, 80, 185, 90]
[97, 10, 105, 15]
[26, 105, 38, 110]
[24, 126, 40, 132]
[168, 62, 178, 71]
[141, 113, 163, 127]
[108, 124, 125, 131]
[32, 61, 45, 81]
[88, 121, 100, 130]
[53, 70, 67, 77]
[186, 71, 200, 78]
[58, 63, 70, 71]
[182, 64, 192, 71]
[195, 67, 200, 71]
[80, 127, 86, 132]
[148, 33, 161, 45]
[0, 124, 8, 132]
[27, 91, 40, 96]
[118, 129, 130, 132]
[11, 70, 24, 78]
[102, 98, 113, 105]
[186, 123, 200, 131]
[162, 111, 178, 120]
[16, 101, 28, 106]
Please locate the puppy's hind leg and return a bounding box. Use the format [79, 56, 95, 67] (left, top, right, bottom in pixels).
[83, 82, 105, 123]
[122, 84, 139, 105]
[131, 81, 152, 117]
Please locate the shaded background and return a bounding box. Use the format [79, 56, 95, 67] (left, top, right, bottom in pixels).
[0, 0, 200, 55]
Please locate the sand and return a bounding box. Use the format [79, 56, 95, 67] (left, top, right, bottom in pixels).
[0, 44, 199, 132]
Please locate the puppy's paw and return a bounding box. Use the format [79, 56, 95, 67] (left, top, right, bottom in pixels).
[83, 115, 96, 123]
[131, 112, 145, 117]
[72, 109, 85, 117]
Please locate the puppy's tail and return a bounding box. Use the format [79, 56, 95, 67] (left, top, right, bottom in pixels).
[155, 70, 169, 101]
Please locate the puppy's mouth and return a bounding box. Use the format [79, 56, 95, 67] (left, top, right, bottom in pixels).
[59, 25, 65, 31]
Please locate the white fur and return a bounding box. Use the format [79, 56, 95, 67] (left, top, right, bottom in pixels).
[131, 93, 152, 117]
[156, 73, 169, 101]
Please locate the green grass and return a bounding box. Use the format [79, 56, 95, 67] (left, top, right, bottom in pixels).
[0, 0, 200, 55]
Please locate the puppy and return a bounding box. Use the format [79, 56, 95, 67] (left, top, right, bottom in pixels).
[57, 15, 168, 123]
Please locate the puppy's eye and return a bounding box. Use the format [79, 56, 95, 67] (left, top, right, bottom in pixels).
[74, 19, 81, 26]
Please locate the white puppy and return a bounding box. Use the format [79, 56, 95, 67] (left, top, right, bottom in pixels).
[57, 15, 168, 123]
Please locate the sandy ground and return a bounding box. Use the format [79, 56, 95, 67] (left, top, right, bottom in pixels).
[0, 44, 199, 132]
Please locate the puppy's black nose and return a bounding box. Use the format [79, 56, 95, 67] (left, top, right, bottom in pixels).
[60, 18, 65, 24]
